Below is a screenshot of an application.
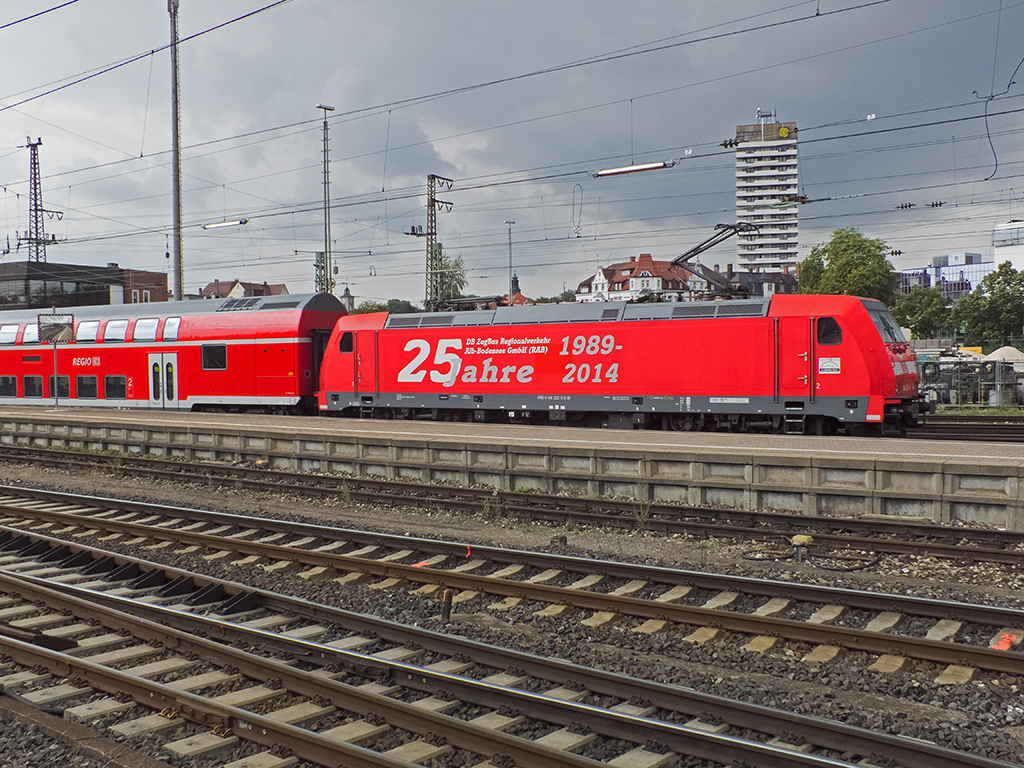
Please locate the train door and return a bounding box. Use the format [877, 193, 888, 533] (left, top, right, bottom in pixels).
[147, 352, 179, 409]
[354, 330, 377, 396]
[776, 317, 812, 398]
[309, 328, 333, 390]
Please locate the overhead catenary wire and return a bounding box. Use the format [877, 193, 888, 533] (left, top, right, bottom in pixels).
[0, 0, 297, 115]
[3, 2, 1022, 296]
[0, 1, 82, 33]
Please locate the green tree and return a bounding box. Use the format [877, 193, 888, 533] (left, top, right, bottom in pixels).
[352, 300, 387, 314]
[386, 298, 421, 314]
[797, 250, 825, 294]
[891, 286, 951, 340]
[535, 289, 577, 304]
[435, 247, 468, 301]
[799, 227, 897, 306]
[952, 262, 1024, 348]
[352, 299, 421, 315]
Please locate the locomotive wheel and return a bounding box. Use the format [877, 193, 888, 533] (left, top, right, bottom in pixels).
[668, 414, 697, 431]
[850, 423, 882, 437]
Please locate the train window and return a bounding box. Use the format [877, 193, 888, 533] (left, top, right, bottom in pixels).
[0, 376, 15, 397]
[104, 319, 129, 342]
[133, 318, 159, 342]
[165, 363, 175, 400]
[864, 304, 906, 343]
[76, 376, 98, 399]
[48, 376, 70, 399]
[151, 363, 161, 400]
[0, 325, 18, 345]
[23, 376, 43, 398]
[104, 376, 127, 399]
[817, 317, 842, 345]
[163, 317, 181, 341]
[76, 321, 100, 342]
[22, 324, 39, 344]
[202, 344, 228, 371]
[340, 332, 353, 353]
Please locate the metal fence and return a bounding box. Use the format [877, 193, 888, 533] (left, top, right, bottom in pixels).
[918, 359, 1023, 406]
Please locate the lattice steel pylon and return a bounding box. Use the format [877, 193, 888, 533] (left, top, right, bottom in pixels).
[24, 137, 47, 262]
[424, 174, 452, 311]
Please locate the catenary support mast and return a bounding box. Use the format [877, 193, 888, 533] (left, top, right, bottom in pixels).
[25, 137, 46, 263]
[169, 0, 183, 300]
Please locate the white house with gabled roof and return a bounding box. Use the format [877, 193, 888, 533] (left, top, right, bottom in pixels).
[574, 253, 705, 302]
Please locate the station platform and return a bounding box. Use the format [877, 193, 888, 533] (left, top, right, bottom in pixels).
[0, 407, 1020, 530]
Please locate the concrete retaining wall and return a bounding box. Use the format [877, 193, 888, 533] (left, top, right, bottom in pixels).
[2, 416, 1022, 530]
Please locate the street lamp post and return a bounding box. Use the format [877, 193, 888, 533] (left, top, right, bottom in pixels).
[316, 104, 335, 294]
[504, 220, 515, 306]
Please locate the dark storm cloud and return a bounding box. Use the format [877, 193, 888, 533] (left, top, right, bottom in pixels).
[1, 1, 1021, 300]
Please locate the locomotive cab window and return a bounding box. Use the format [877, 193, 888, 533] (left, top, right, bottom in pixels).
[133, 318, 159, 342]
[76, 320, 100, 342]
[0, 325, 18, 345]
[23, 376, 43, 398]
[104, 375, 127, 399]
[817, 317, 842, 345]
[104, 319, 129, 342]
[0, 376, 16, 397]
[340, 331, 353, 353]
[863, 303, 906, 343]
[163, 317, 181, 341]
[202, 344, 228, 371]
[76, 376, 98, 399]
[48, 376, 70, 399]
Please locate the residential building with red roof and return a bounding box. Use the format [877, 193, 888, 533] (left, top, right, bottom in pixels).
[574, 253, 706, 302]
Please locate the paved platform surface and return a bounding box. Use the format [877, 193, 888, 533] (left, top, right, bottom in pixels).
[1, 406, 1020, 463]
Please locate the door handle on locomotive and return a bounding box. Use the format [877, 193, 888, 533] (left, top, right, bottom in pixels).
[798, 375, 808, 383]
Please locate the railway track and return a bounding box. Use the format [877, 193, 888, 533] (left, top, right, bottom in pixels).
[3, 446, 1024, 568]
[0, 488, 1023, 684]
[909, 413, 1024, 442]
[0, 520, 1017, 766]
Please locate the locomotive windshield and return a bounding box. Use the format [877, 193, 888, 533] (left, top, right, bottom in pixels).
[862, 301, 906, 343]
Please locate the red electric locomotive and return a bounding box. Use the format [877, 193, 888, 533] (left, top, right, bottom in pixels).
[0, 293, 345, 412]
[317, 294, 923, 435]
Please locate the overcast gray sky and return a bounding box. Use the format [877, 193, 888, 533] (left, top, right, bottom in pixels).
[1, 0, 1022, 304]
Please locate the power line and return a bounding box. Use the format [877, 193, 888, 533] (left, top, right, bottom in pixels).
[0, 1, 82, 32]
[0, 0, 295, 115]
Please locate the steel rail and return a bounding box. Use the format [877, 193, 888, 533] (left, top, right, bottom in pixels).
[2, 515, 1024, 678]
[4, 446, 1024, 564]
[2, 496, 1023, 629]
[0, 574, 606, 768]
[2, 558, 1013, 768]
[0, 571, 921, 768]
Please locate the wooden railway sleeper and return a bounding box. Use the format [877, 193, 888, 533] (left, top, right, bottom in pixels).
[5, 473, 1024, 568]
[3, 572, 994, 768]
[5, 518, 1024, 680]
[44, 581, 1024, 765]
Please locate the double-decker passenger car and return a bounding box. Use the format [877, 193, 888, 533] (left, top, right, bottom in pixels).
[0, 293, 345, 412]
[317, 294, 923, 435]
